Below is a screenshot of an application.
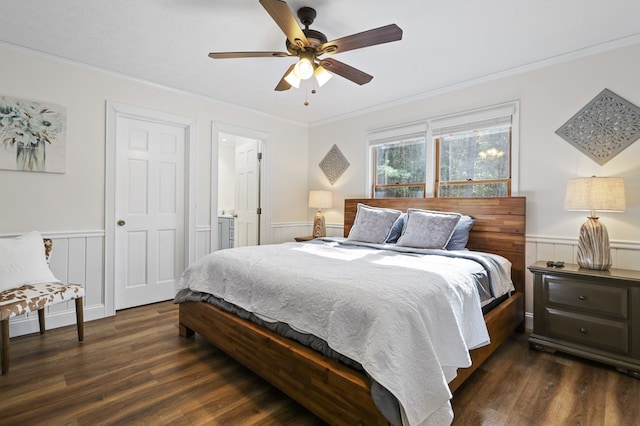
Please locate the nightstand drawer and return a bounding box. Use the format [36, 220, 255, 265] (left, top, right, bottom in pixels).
[546, 277, 628, 319]
[546, 308, 629, 354]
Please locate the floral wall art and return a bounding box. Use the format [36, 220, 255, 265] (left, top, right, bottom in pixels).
[0, 96, 66, 173]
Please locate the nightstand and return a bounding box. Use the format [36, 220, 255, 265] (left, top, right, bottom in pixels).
[294, 236, 314, 242]
[528, 261, 640, 378]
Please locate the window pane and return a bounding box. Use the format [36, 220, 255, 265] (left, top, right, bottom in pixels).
[375, 138, 426, 185]
[439, 125, 510, 182]
[439, 182, 509, 198]
[374, 186, 425, 198]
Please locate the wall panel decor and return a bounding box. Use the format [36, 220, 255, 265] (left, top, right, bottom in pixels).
[319, 144, 350, 185]
[556, 89, 640, 165]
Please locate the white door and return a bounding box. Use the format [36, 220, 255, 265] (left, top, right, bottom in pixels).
[234, 139, 260, 247]
[114, 116, 185, 309]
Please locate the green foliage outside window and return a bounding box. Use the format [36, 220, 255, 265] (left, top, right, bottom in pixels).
[438, 125, 511, 197]
[370, 121, 512, 198]
[373, 138, 426, 197]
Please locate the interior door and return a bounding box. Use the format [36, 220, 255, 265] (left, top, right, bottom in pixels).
[114, 116, 185, 309]
[234, 139, 260, 247]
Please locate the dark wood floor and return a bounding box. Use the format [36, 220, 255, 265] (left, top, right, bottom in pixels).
[1, 301, 638, 425]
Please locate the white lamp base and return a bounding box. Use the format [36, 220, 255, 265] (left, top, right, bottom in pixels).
[312, 211, 326, 238]
[577, 217, 611, 270]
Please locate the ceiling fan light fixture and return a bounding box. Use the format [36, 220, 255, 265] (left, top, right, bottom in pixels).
[284, 69, 301, 88]
[294, 56, 314, 80]
[314, 65, 332, 87]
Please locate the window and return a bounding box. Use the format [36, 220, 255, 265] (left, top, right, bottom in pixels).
[435, 119, 512, 197]
[368, 124, 428, 198]
[372, 135, 426, 197]
[367, 101, 518, 199]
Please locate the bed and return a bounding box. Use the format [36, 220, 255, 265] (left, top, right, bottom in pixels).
[177, 197, 525, 425]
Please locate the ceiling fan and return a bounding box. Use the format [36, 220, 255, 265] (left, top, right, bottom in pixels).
[208, 0, 403, 91]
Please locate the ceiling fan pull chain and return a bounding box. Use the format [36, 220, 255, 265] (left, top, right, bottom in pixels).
[304, 89, 309, 106]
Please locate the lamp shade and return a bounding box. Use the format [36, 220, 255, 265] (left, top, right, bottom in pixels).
[564, 177, 625, 213]
[314, 65, 333, 87]
[308, 190, 332, 209]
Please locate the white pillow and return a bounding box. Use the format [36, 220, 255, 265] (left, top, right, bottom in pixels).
[396, 209, 462, 249]
[0, 231, 60, 292]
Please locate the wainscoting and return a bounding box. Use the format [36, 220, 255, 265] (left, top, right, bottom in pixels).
[3, 231, 106, 338]
[4, 228, 639, 337]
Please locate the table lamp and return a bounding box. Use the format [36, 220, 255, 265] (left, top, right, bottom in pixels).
[308, 190, 332, 238]
[564, 176, 625, 270]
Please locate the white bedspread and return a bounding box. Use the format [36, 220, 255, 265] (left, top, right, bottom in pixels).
[177, 241, 494, 425]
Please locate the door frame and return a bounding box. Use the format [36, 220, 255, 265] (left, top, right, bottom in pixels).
[105, 101, 197, 316]
[211, 122, 271, 251]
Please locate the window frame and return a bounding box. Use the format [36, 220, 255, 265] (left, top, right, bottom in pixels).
[434, 124, 513, 198]
[367, 122, 429, 198]
[370, 133, 428, 198]
[366, 101, 519, 199]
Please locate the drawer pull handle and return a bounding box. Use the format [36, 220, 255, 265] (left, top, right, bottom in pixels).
[579, 327, 588, 334]
[578, 295, 587, 301]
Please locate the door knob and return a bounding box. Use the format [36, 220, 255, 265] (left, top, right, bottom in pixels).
[117, 220, 126, 226]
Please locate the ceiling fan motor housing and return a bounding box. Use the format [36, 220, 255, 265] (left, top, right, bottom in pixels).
[285, 7, 327, 55]
[297, 6, 316, 27]
[286, 28, 328, 54]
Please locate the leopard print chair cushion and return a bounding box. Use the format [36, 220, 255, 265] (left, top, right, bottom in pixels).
[0, 282, 85, 321]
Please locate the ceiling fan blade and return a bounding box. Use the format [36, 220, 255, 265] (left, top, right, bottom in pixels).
[320, 24, 403, 55]
[209, 51, 291, 59]
[318, 58, 373, 85]
[259, 0, 308, 49]
[274, 64, 295, 91]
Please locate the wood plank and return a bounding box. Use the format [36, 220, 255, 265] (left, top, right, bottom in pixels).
[179, 301, 387, 426]
[2, 301, 639, 425]
[449, 292, 524, 392]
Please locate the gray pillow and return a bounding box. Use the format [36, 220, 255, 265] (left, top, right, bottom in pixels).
[445, 215, 475, 250]
[347, 204, 402, 244]
[396, 209, 462, 249]
[385, 212, 407, 243]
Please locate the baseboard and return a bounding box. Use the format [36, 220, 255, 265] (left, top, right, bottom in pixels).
[8, 304, 106, 338]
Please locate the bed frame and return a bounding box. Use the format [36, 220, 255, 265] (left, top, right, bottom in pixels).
[179, 197, 526, 425]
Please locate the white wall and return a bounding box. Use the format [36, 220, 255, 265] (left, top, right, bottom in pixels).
[309, 41, 640, 241]
[0, 43, 308, 335]
[0, 43, 309, 234]
[217, 140, 236, 215]
[308, 42, 640, 327]
[3, 39, 640, 334]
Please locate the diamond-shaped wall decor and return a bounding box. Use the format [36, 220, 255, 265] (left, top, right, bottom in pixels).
[555, 89, 640, 165]
[319, 144, 350, 185]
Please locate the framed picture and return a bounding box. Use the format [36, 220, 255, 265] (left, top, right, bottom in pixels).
[0, 95, 66, 173]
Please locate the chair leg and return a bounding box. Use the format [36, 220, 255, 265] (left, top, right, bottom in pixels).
[1, 319, 9, 375]
[75, 297, 84, 342]
[38, 309, 46, 335]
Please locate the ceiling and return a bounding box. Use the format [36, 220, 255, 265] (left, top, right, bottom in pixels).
[1, 0, 639, 125]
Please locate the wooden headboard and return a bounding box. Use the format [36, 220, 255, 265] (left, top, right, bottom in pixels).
[344, 197, 526, 294]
